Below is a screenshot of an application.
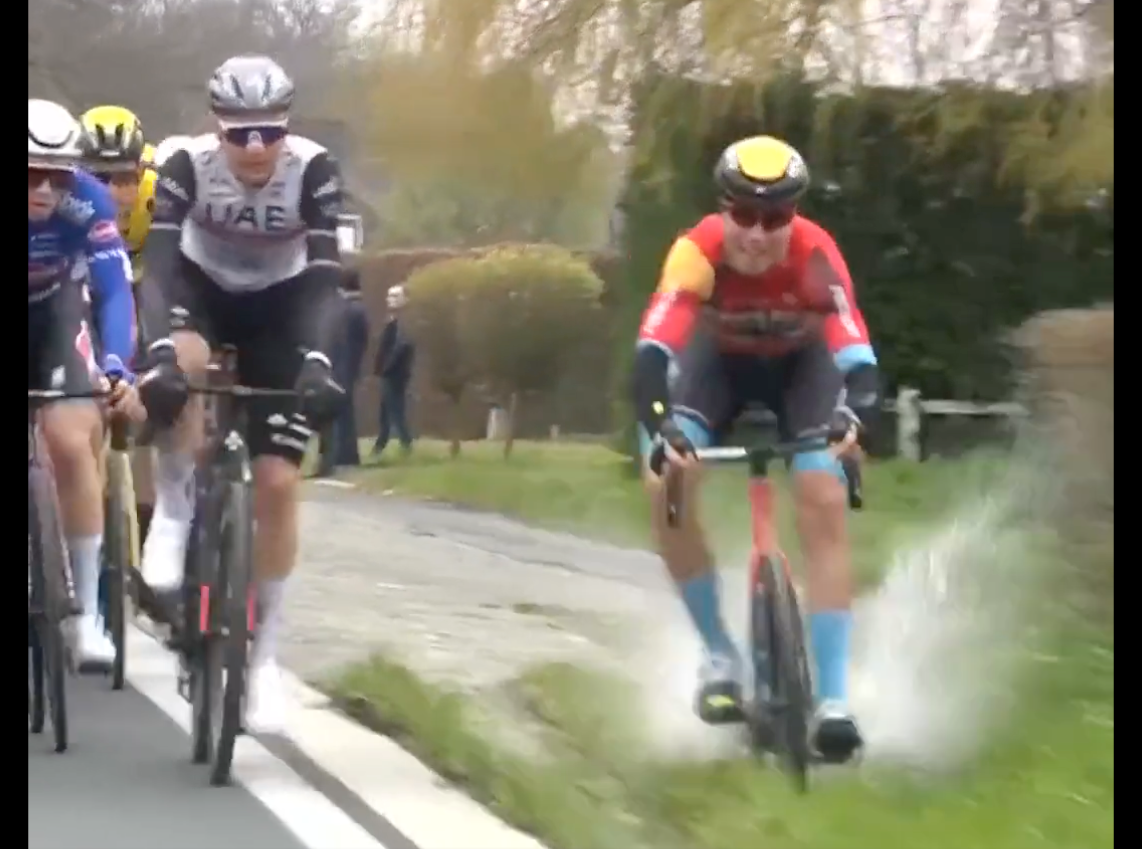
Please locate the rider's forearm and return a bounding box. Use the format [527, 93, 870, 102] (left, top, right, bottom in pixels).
[137, 227, 181, 355]
[844, 362, 882, 437]
[88, 258, 135, 370]
[631, 342, 672, 435]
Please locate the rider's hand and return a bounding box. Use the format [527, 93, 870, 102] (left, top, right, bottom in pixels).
[648, 417, 697, 477]
[294, 352, 344, 426]
[102, 374, 147, 423]
[137, 341, 189, 428]
[830, 405, 863, 459]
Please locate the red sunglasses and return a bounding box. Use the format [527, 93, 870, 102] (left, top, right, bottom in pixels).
[725, 203, 796, 232]
[28, 167, 74, 191]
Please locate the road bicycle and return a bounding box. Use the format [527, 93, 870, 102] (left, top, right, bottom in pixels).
[137, 345, 296, 786]
[28, 389, 105, 753]
[97, 413, 138, 691]
[661, 408, 863, 792]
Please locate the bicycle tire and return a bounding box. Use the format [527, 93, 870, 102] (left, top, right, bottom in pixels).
[210, 479, 254, 787]
[188, 474, 219, 766]
[28, 466, 70, 753]
[756, 554, 812, 792]
[103, 450, 130, 691]
[29, 620, 45, 733]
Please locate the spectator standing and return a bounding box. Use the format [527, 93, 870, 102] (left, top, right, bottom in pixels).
[372, 284, 415, 458]
[315, 268, 370, 476]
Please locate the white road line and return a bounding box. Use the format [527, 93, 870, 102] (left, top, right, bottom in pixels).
[310, 478, 357, 489]
[276, 670, 548, 849]
[125, 627, 386, 849]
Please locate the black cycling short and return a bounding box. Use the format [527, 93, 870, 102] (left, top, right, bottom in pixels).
[28, 283, 97, 395]
[670, 325, 844, 445]
[164, 256, 317, 466]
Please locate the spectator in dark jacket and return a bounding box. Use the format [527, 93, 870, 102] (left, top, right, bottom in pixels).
[371, 284, 415, 457]
[315, 268, 371, 476]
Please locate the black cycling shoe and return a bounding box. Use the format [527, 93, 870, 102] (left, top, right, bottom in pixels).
[811, 709, 864, 764]
[696, 678, 746, 724]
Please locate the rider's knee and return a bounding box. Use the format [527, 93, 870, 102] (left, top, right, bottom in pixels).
[41, 403, 101, 472]
[172, 330, 210, 375]
[792, 455, 848, 525]
[252, 456, 299, 517]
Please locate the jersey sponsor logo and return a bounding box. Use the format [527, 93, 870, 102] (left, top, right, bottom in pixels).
[313, 176, 340, 198]
[828, 285, 861, 338]
[90, 247, 130, 264]
[58, 193, 95, 223]
[89, 219, 120, 243]
[158, 175, 190, 202]
[203, 202, 291, 233]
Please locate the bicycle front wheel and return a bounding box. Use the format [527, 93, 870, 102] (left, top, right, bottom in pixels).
[103, 449, 132, 691]
[210, 479, 255, 787]
[29, 465, 71, 753]
[757, 554, 813, 792]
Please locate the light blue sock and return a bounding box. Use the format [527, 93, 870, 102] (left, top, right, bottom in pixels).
[678, 572, 736, 659]
[809, 609, 852, 704]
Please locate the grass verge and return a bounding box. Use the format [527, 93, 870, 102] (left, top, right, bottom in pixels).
[328, 627, 1111, 849]
[335, 438, 1011, 586]
[323, 448, 1111, 848]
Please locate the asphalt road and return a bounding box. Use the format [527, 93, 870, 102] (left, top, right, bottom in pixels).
[29, 629, 394, 849]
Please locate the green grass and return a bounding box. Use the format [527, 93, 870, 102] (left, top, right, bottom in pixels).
[337, 438, 1011, 587]
[324, 441, 1113, 849]
[330, 633, 1112, 849]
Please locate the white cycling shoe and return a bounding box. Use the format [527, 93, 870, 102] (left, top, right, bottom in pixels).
[75, 614, 116, 671]
[141, 515, 191, 592]
[811, 700, 864, 763]
[245, 660, 287, 734]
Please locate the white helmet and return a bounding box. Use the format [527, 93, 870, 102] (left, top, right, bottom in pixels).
[29, 99, 85, 170]
[152, 134, 194, 167]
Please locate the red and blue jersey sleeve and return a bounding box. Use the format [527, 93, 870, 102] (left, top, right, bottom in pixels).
[636, 215, 723, 354]
[803, 225, 877, 374]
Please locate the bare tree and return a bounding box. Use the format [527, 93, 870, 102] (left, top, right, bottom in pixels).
[29, 0, 361, 138]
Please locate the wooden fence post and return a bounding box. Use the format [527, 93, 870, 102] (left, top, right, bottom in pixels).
[897, 386, 922, 461]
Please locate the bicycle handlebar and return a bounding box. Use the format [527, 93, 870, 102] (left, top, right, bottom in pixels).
[187, 384, 298, 399]
[659, 427, 864, 529]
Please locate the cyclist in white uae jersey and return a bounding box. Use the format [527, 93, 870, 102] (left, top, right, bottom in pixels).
[135, 54, 345, 732]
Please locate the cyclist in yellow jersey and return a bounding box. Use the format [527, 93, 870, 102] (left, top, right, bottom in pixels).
[79, 107, 157, 284]
[80, 105, 159, 545]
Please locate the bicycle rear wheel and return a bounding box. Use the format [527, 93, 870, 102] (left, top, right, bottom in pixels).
[29, 618, 45, 733]
[29, 466, 71, 753]
[210, 479, 254, 787]
[754, 554, 812, 792]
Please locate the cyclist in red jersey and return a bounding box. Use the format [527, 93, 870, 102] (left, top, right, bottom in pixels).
[631, 135, 881, 763]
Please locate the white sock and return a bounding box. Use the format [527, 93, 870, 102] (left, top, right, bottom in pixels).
[255, 578, 286, 668]
[69, 534, 103, 618]
[154, 451, 196, 524]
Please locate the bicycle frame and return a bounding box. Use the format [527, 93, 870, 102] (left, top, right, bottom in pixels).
[193, 349, 258, 636]
[745, 449, 791, 592]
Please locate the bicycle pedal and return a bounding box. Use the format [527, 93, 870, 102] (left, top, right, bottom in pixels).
[177, 666, 192, 703]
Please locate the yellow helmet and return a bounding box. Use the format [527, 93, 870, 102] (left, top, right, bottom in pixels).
[79, 105, 146, 171]
[141, 143, 156, 168]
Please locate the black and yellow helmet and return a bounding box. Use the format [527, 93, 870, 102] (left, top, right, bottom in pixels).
[714, 135, 810, 207]
[79, 105, 146, 171]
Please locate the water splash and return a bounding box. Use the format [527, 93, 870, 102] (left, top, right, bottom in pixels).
[635, 462, 1047, 767]
[851, 490, 1036, 770]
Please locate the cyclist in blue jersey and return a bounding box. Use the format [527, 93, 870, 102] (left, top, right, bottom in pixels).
[29, 99, 142, 670]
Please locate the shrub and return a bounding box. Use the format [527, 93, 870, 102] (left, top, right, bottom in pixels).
[1013, 305, 1113, 625]
[459, 245, 606, 455]
[402, 258, 482, 455]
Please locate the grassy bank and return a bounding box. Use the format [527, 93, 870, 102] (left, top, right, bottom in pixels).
[330, 629, 1111, 849]
[324, 443, 1112, 848]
